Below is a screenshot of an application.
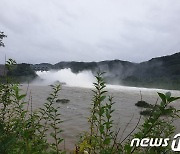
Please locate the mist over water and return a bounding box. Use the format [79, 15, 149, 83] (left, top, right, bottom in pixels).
[33, 69, 172, 92]
[33, 68, 95, 87]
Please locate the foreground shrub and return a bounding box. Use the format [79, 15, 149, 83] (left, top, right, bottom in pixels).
[124, 92, 180, 154]
[0, 60, 180, 154]
[0, 60, 64, 154]
[77, 73, 180, 154]
[77, 72, 122, 153]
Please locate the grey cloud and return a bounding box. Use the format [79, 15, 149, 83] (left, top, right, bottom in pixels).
[0, 0, 180, 64]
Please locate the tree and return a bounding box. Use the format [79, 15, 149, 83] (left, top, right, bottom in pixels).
[0, 31, 7, 47]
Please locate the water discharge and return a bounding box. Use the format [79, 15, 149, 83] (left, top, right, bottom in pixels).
[33, 69, 178, 92]
[33, 68, 95, 87]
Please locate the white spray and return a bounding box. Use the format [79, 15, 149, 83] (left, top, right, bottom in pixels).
[32, 68, 95, 88]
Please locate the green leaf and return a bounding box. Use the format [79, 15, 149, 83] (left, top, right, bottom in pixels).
[124, 144, 132, 153]
[100, 95, 106, 102]
[100, 125, 104, 134]
[103, 138, 111, 145]
[18, 94, 26, 100]
[165, 92, 171, 99]
[168, 97, 180, 103]
[99, 108, 105, 116]
[158, 92, 166, 104]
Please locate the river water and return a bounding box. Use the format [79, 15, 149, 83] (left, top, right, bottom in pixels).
[21, 84, 180, 151]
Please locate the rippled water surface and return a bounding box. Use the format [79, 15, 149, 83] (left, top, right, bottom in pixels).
[21, 84, 180, 151]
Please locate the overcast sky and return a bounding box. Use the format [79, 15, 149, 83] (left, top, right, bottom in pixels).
[0, 0, 180, 64]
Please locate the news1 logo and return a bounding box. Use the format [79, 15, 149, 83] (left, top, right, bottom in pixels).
[130, 133, 180, 152]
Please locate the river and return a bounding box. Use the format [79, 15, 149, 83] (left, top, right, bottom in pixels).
[21, 84, 180, 151]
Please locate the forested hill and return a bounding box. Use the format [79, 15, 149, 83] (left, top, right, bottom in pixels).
[1, 52, 179, 90]
[122, 52, 180, 79]
[31, 52, 180, 90]
[121, 52, 180, 89]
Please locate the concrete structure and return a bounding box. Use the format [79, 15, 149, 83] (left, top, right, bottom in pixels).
[0, 65, 7, 76]
[30, 63, 52, 71]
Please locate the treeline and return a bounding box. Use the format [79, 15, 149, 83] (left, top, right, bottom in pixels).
[0, 63, 37, 83]
[31, 52, 180, 90]
[1, 52, 180, 90]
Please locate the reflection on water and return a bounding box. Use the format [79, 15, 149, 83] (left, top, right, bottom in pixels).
[21, 84, 180, 151]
